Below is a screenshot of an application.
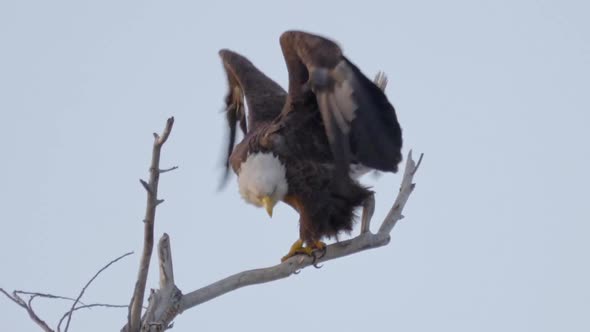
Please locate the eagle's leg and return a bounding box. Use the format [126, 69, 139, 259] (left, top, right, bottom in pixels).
[360, 193, 376, 234]
[280, 239, 327, 262]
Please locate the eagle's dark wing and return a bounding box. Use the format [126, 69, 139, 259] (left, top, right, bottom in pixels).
[278, 31, 403, 178]
[219, 49, 287, 131]
[218, 49, 287, 187]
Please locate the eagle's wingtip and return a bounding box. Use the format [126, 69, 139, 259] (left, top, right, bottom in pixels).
[218, 48, 235, 59]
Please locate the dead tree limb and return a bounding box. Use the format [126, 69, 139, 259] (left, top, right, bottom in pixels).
[61, 251, 133, 332]
[125, 117, 176, 332]
[1, 250, 132, 332]
[139, 234, 182, 331]
[12, 291, 82, 304]
[0, 288, 53, 332]
[130, 149, 423, 331]
[57, 304, 128, 332]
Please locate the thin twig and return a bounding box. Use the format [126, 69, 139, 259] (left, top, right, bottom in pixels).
[1, 288, 54, 332]
[62, 251, 133, 332]
[127, 117, 175, 332]
[57, 303, 128, 332]
[14, 291, 85, 305]
[413, 152, 424, 175]
[1, 288, 25, 308]
[3, 289, 132, 332]
[140, 179, 152, 194]
[28, 295, 38, 317]
[159, 166, 179, 174]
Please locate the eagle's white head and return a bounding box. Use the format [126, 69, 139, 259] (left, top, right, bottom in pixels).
[238, 152, 288, 217]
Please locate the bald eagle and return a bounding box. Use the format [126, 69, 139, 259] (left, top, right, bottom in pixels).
[219, 31, 403, 261]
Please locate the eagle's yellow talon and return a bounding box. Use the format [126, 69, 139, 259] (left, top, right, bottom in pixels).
[281, 239, 326, 262]
[312, 240, 326, 251]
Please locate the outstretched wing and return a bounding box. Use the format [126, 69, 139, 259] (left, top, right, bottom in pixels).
[218, 49, 287, 187]
[278, 31, 403, 178]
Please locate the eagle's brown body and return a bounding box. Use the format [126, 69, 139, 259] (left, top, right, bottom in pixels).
[230, 100, 372, 243]
[219, 31, 403, 258]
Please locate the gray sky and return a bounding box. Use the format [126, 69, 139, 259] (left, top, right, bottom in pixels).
[1, 0, 589, 331]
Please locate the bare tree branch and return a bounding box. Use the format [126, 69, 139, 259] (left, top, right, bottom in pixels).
[57, 303, 128, 331]
[1, 288, 54, 332]
[126, 117, 175, 332]
[2, 287, 132, 332]
[139, 179, 152, 194]
[1, 288, 24, 308]
[126, 149, 423, 331]
[61, 251, 133, 332]
[413, 152, 424, 175]
[181, 232, 392, 309]
[139, 233, 182, 331]
[157, 234, 175, 289]
[379, 150, 421, 234]
[159, 166, 179, 174]
[13, 291, 84, 305]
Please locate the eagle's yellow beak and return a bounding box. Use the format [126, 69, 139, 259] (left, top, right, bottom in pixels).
[261, 196, 276, 218]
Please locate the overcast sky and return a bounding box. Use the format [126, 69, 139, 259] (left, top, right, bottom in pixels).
[1, 1, 589, 331]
